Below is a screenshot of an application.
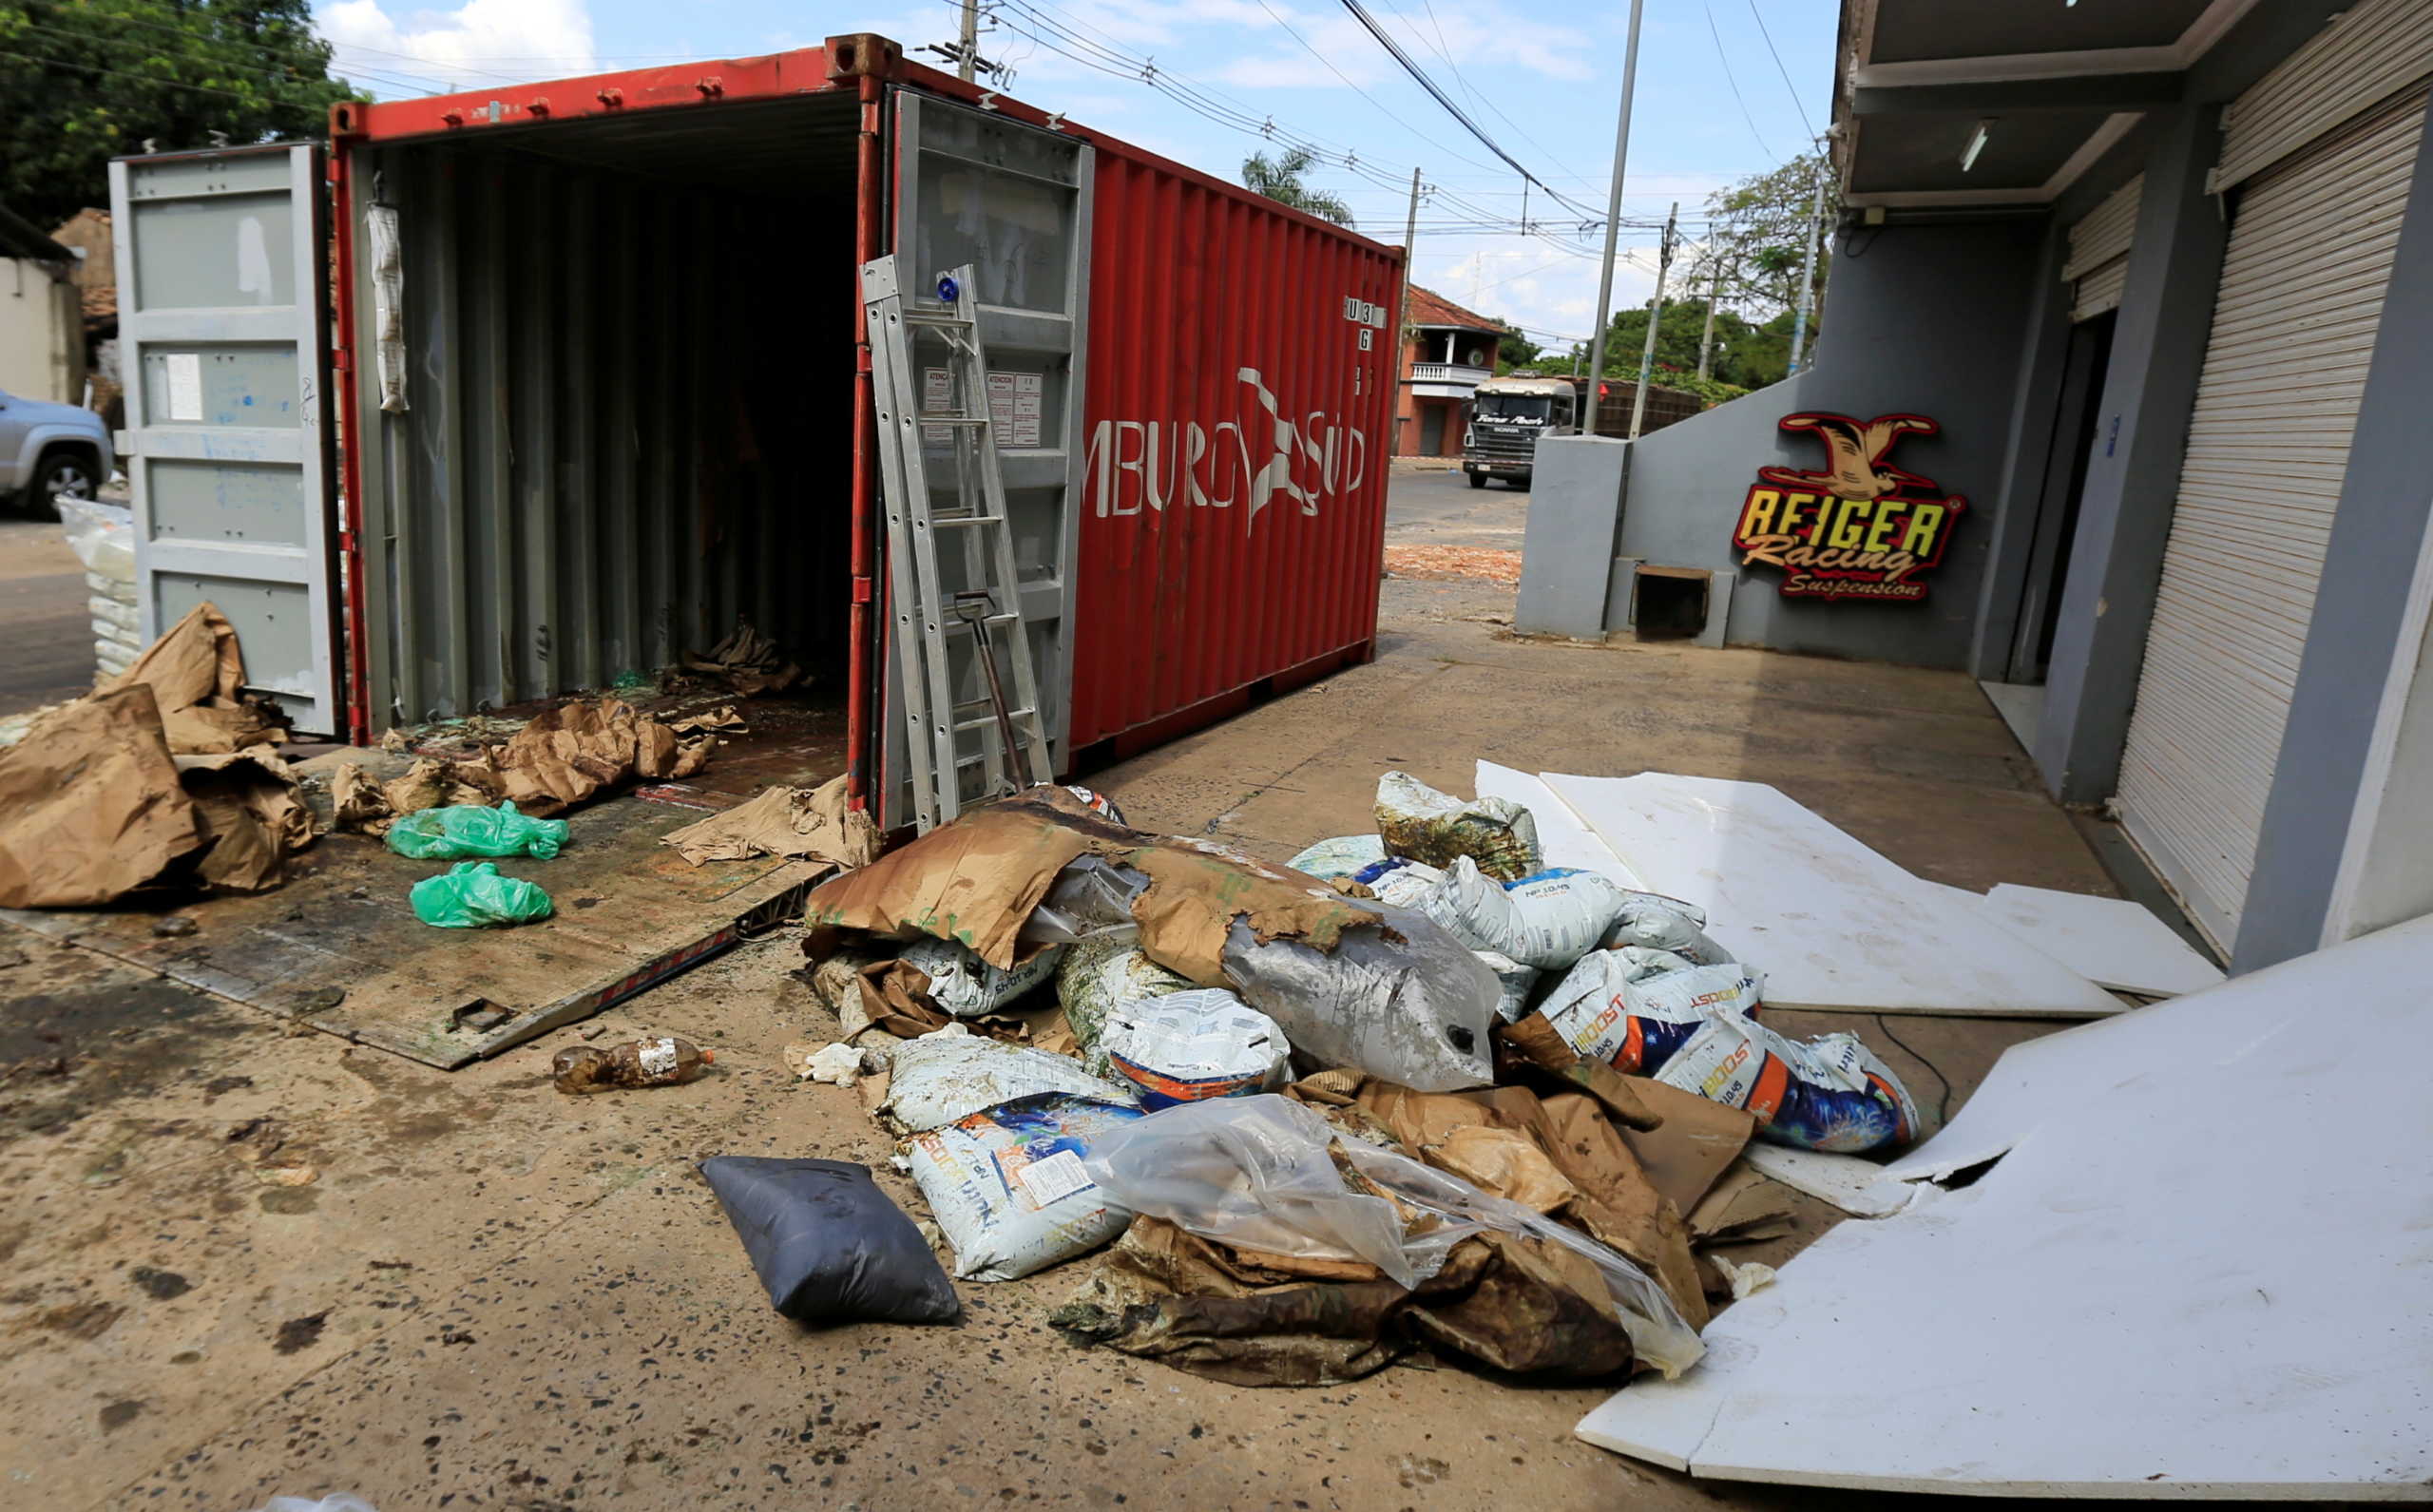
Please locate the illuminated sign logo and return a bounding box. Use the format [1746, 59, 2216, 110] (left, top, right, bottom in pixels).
[1730, 412, 1965, 603]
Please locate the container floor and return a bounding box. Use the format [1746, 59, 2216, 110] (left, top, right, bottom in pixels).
[0, 686, 849, 1068]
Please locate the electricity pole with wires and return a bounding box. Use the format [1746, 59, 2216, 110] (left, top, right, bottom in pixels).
[1394, 165, 1422, 457]
[958, 0, 980, 81]
[1788, 147, 1827, 374]
[1696, 237, 1727, 381]
[1581, 0, 1648, 439]
[1629, 201, 1677, 439]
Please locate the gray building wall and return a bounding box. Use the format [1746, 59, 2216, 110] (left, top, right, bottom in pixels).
[1615, 216, 2046, 668]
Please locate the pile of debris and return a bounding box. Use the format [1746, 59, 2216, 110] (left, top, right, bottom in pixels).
[722, 774, 1929, 1389]
[0, 604, 311, 907]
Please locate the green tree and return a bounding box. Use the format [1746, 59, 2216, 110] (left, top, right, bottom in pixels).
[0, 1, 363, 229]
[1580, 297, 1791, 392]
[1681, 150, 1836, 327]
[1493, 321, 1541, 373]
[1240, 145, 1354, 228]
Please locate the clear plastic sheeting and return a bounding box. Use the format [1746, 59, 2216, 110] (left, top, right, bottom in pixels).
[1084, 1097, 1705, 1377]
[1018, 854, 1150, 947]
[1220, 902, 1498, 1092]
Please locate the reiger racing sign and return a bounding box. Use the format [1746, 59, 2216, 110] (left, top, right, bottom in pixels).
[1731, 412, 1965, 603]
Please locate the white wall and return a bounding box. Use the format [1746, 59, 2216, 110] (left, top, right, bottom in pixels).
[0, 258, 83, 401]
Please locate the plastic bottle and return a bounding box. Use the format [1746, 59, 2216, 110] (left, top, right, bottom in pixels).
[552, 1036, 715, 1093]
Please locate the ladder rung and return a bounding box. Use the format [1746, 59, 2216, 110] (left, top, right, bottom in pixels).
[933, 514, 1006, 526]
[935, 613, 1020, 629]
[915, 416, 991, 427]
[951, 710, 1039, 734]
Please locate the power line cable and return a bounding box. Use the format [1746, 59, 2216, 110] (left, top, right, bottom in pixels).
[0, 45, 328, 115]
[1244, 0, 1501, 174]
[1704, 5, 1773, 161]
[1745, 0, 1813, 140]
[1329, 0, 1602, 218]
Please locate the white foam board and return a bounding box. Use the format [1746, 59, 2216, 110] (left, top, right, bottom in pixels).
[1544, 772, 2125, 1018]
[1739, 1144, 1914, 1218]
[1474, 761, 1647, 890]
[1579, 914, 2433, 1499]
[1978, 882, 2226, 997]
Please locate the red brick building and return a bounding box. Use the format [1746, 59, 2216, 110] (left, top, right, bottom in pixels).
[1395, 285, 1504, 458]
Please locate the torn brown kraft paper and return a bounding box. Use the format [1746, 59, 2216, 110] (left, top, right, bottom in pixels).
[661, 776, 879, 869]
[1054, 1211, 1636, 1388]
[1294, 1071, 1708, 1330]
[0, 686, 315, 908]
[804, 787, 1377, 986]
[100, 602, 286, 755]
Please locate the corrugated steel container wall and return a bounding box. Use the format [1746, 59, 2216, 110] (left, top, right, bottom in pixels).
[1068, 144, 1403, 751]
[329, 41, 1405, 772]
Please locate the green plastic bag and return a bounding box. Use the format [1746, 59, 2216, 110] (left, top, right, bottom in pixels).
[412, 862, 555, 928]
[387, 800, 569, 860]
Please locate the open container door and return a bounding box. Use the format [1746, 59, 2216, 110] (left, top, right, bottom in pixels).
[107, 144, 339, 736]
[882, 90, 1092, 825]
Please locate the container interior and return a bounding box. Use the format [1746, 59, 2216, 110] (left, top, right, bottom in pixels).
[348, 93, 864, 740]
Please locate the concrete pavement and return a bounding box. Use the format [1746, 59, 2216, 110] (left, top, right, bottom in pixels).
[0, 478, 2120, 1512]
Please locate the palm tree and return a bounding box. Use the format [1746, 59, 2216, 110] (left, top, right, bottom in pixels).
[1241, 146, 1355, 227]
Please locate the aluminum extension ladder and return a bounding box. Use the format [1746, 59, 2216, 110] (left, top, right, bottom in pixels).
[860, 255, 1055, 833]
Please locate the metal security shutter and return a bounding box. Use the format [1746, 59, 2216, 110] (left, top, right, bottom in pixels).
[2216, 0, 2433, 191]
[2114, 91, 2428, 950]
[2063, 174, 2140, 322]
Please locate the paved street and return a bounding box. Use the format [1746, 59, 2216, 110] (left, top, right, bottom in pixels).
[0, 516, 94, 718]
[1386, 463, 1531, 548]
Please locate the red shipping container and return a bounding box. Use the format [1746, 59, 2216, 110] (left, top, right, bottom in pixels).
[127, 36, 1401, 828]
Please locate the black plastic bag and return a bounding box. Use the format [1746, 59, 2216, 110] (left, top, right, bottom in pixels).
[700, 1157, 962, 1325]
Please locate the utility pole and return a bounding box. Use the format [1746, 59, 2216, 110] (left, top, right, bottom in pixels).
[1394, 166, 1422, 457]
[1788, 148, 1826, 375]
[957, 0, 979, 81]
[1628, 201, 1677, 439]
[1581, 0, 1648, 438]
[1695, 243, 1725, 381]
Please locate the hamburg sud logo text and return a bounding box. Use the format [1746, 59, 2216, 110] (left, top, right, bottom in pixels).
[1731, 411, 1965, 603]
[1085, 366, 1370, 530]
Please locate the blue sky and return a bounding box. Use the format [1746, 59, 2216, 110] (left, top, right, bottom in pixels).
[313, 0, 1835, 349]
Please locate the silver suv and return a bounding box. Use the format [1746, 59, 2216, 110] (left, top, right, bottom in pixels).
[0, 387, 112, 519]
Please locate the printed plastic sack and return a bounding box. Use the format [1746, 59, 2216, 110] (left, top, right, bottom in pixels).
[410, 861, 554, 928]
[1535, 947, 1762, 1073]
[699, 1156, 961, 1323]
[1604, 891, 1732, 966]
[1083, 1095, 1703, 1378]
[1220, 901, 1497, 1093]
[1475, 948, 1541, 1024]
[1056, 934, 1197, 1077]
[1020, 855, 1149, 947]
[1352, 856, 1445, 909]
[1101, 988, 1292, 1107]
[881, 1027, 1139, 1132]
[1422, 857, 1625, 970]
[1062, 785, 1126, 825]
[908, 1093, 1144, 1280]
[1656, 1009, 1920, 1153]
[899, 936, 1065, 1018]
[386, 799, 570, 860]
[1288, 833, 1388, 880]
[1374, 771, 1542, 883]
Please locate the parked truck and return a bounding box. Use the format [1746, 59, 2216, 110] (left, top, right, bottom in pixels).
[1461, 371, 1703, 488]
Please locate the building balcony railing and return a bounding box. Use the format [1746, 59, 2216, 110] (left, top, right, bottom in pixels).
[1408, 362, 1493, 386]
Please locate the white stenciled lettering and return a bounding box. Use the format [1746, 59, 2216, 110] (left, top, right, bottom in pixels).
[1084, 366, 1369, 529]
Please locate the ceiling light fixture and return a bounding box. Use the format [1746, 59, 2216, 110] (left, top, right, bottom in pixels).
[1961, 119, 1995, 172]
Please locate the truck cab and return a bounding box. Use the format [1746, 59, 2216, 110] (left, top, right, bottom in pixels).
[1461, 374, 1577, 488]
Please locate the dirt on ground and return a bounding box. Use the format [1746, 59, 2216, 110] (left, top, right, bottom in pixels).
[0, 536, 2114, 1509]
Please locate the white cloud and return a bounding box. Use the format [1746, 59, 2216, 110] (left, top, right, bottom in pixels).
[316, 0, 596, 97]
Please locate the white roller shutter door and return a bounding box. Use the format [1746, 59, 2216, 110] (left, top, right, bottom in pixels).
[2063, 174, 2140, 322]
[2114, 91, 2428, 951]
[2214, 0, 2433, 192]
